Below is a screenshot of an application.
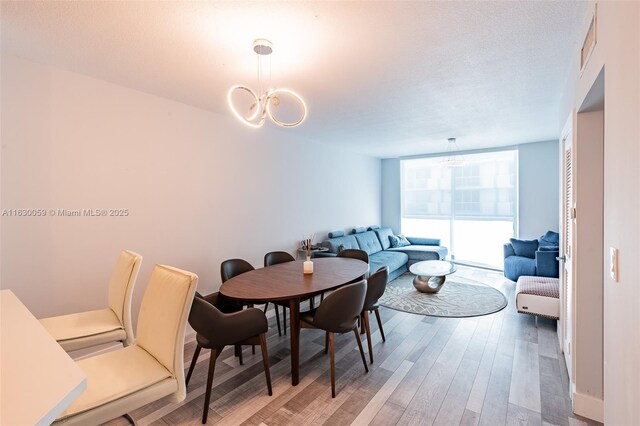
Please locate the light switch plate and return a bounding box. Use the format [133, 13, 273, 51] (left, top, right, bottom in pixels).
[609, 247, 618, 282]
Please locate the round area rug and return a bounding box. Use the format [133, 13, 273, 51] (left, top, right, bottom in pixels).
[380, 272, 507, 318]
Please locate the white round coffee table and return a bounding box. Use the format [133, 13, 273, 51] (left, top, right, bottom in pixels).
[409, 260, 457, 293]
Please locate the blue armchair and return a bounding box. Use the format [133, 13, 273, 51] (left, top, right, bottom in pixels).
[504, 231, 559, 281]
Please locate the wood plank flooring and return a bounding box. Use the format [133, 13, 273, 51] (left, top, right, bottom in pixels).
[103, 267, 601, 426]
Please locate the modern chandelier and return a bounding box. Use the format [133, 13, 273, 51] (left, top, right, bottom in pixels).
[227, 39, 307, 128]
[440, 138, 466, 167]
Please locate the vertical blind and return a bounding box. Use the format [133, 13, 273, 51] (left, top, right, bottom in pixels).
[402, 150, 518, 221]
[402, 149, 518, 267]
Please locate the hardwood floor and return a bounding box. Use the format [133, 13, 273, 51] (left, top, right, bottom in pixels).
[103, 267, 601, 426]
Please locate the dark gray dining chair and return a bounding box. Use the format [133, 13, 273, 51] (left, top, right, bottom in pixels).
[186, 294, 272, 424]
[199, 287, 246, 361]
[264, 251, 296, 336]
[220, 258, 255, 310]
[220, 258, 255, 283]
[299, 280, 368, 398]
[337, 248, 369, 263]
[220, 258, 259, 356]
[361, 266, 389, 363]
[337, 248, 369, 285]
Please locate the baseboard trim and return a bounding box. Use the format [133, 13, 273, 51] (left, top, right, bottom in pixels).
[451, 260, 503, 272]
[573, 391, 604, 423]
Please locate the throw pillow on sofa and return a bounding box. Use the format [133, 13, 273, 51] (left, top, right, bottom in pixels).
[509, 238, 539, 258]
[389, 234, 410, 248]
[539, 231, 560, 247]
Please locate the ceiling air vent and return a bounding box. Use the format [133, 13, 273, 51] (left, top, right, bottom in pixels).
[580, 4, 597, 73]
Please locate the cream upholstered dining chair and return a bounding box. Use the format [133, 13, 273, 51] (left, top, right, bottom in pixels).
[53, 264, 198, 425]
[40, 250, 142, 351]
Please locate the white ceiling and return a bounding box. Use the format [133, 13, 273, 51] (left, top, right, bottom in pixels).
[1, 1, 588, 158]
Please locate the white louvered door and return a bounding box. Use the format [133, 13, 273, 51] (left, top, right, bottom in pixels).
[560, 117, 575, 386]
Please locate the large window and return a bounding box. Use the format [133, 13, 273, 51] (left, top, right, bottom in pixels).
[401, 150, 517, 268]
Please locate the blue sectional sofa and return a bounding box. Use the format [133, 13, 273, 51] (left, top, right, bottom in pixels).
[503, 231, 560, 282]
[318, 227, 448, 282]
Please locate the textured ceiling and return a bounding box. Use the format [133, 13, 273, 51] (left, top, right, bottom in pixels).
[1, 1, 588, 158]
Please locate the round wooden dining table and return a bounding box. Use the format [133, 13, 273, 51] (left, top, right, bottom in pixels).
[219, 257, 368, 386]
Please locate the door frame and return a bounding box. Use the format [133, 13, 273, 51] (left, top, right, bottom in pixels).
[559, 110, 576, 383]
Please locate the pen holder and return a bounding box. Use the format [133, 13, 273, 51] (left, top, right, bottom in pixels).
[303, 256, 314, 274]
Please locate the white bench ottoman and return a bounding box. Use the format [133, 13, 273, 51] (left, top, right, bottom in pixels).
[515, 276, 560, 320]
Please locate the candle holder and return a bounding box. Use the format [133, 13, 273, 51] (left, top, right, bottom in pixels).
[303, 256, 314, 274]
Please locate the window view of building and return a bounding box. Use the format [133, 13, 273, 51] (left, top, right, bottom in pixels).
[401, 150, 517, 268]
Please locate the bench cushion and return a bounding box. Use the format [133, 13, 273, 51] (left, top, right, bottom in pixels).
[515, 276, 560, 319]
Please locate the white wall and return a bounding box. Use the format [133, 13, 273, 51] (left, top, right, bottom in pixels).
[558, 2, 640, 424]
[0, 54, 381, 321]
[573, 110, 604, 406]
[518, 140, 560, 239]
[381, 141, 560, 240]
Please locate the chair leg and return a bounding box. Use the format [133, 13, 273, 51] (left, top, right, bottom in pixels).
[185, 344, 202, 386]
[374, 308, 386, 342]
[362, 312, 374, 364]
[263, 302, 269, 314]
[237, 345, 243, 365]
[353, 327, 369, 373]
[329, 332, 336, 398]
[202, 348, 219, 424]
[252, 345, 255, 355]
[360, 312, 366, 334]
[274, 304, 282, 336]
[324, 331, 329, 354]
[259, 333, 273, 396]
